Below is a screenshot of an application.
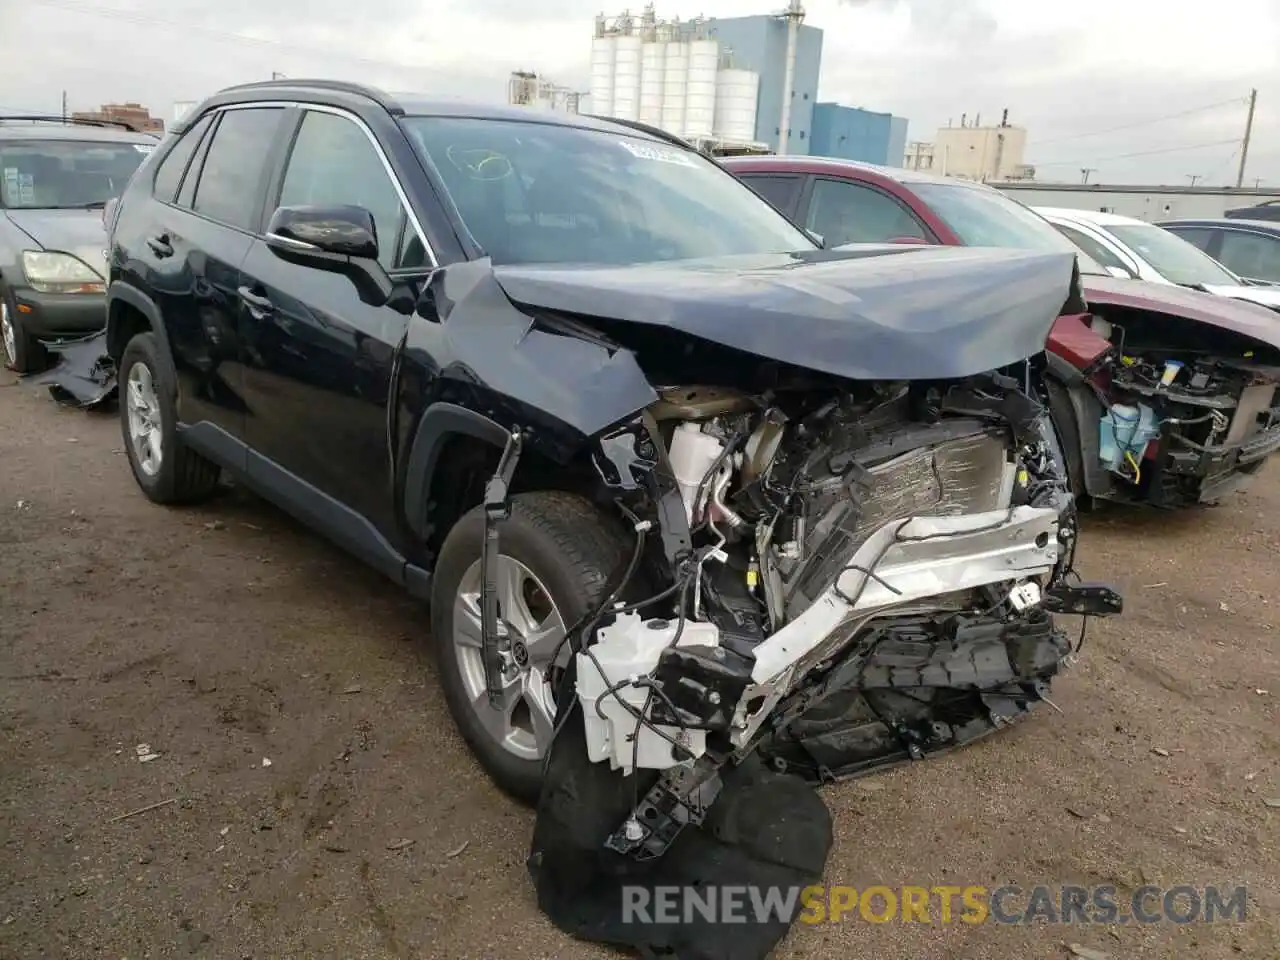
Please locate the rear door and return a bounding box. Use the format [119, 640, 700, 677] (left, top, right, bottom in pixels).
[798, 177, 930, 247]
[135, 105, 287, 444]
[237, 106, 434, 537]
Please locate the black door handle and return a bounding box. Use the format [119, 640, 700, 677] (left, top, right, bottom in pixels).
[237, 285, 275, 317]
[146, 234, 173, 258]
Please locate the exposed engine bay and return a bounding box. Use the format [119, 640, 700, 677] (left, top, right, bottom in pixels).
[522, 363, 1122, 958]
[507, 361, 1117, 837]
[1053, 308, 1280, 507]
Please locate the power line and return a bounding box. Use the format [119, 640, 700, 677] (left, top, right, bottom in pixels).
[24, 0, 436, 76]
[1033, 137, 1242, 168]
[1030, 97, 1249, 148]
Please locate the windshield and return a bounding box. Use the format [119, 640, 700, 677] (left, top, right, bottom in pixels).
[1104, 223, 1240, 287]
[911, 181, 1108, 275]
[400, 116, 815, 265]
[0, 138, 152, 209]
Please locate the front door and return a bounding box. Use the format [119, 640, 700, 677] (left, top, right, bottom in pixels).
[237, 107, 433, 539]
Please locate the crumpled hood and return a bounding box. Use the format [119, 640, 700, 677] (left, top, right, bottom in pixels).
[1084, 275, 1280, 352]
[491, 245, 1077, 382]
[1201, 283, 1280, 311]
[5, 208, 108, 280]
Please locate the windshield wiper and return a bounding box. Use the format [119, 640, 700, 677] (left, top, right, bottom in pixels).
[77, 200, 109, 210]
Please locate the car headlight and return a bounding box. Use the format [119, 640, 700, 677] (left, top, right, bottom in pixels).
[20, 251, 105, 294]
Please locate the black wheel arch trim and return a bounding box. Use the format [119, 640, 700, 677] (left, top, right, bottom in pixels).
[1042, 356, 1112, 498]
[107, 281, 174, 369]
[403, 402, 511, 541]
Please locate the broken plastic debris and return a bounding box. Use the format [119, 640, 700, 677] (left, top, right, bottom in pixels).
[1151, 747, 1170, 757]
[261, 757, 272, 767]
[386, 838, 415, 851]
[135, 743, 160, 763]
[1264, 798, 1280, 808]
[219, 826, 230, 837]
[1068, 945, 1110, 960]
[446, 840, 469, 858]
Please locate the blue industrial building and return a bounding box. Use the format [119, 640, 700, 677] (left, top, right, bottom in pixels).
[810, 103, 909, 167]
[702, 15, 822, 154]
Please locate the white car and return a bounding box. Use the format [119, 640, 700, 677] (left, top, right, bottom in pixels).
[1035, 207, 1280, 313]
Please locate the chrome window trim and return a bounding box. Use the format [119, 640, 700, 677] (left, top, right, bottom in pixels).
[217, 99, 437, 266]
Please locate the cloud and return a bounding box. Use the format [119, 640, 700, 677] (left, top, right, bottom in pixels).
[3, 0, 1278, 185]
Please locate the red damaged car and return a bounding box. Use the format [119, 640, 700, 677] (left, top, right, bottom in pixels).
[723, 156, 1280, 508]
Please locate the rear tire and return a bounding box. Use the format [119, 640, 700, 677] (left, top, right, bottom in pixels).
[119, 331, 220, 505]
[1, 288, 47, 374]
[430, 491, 630, 805]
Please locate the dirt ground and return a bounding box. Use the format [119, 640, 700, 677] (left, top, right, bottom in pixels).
[1, 365, 1277, 960]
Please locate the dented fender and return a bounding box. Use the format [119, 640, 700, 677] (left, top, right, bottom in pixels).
[394, 259, 658, 541]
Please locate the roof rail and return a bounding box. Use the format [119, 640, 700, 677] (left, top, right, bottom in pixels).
[585, 115, 695, 151]
[0, 114, 141, 132]
[218, 78, 405, 116]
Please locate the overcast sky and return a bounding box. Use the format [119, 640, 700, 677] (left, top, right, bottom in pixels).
[3, 0, 1278, 186]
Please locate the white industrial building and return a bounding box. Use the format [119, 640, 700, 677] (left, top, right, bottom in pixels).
[992, 183, 1280, 222]
[590, 7, 765, 151]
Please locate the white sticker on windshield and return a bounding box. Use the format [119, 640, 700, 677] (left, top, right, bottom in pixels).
[617, 140, 696, 167]
[18, 173, 34, 204]
[133, 144, 154, 154]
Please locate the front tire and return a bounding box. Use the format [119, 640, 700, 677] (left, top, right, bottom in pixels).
[430, 491, 629, 805]
[1, 288, 47, 374]
[118, 331, 220, 505]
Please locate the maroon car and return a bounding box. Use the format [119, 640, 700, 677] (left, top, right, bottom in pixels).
[723, 156, 1280, 507]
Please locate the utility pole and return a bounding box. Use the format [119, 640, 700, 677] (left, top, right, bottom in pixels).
[271, 71, 287, 80]
[1187, 174, 1201, 187]
[61, 90, 67, 123]
[1236, 87, 1257, 188]
[1080, 168, 1095, 184]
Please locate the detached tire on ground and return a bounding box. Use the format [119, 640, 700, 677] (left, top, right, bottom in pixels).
[430, 491, 630, 806]
[118, 331, 220, 505]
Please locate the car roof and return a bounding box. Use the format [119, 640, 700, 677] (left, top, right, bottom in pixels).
[1034, 207, 1147, 227]
[718, 153, 986, 188]
[1160, 217, 1280, 233]
[0, 120, 157, 144]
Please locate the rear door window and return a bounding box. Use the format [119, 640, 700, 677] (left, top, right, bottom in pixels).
[152, 115, 213, 204]
[190, 107, 286, 231]
[804, 178, 927, 246]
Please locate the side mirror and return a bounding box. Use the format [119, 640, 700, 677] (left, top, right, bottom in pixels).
[1104, 265, 1134, 280]
[265, 204, 393, 307]
[804, 229, 826, 248]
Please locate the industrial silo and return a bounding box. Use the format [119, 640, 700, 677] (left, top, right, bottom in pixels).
[639, 39, 667, 127]
[590, 33, 617, 118]
[612, 34, 643, 121]
[660, 40, 689, 138]
[685, 39, 719, 139]
[713, 68, 759, 143]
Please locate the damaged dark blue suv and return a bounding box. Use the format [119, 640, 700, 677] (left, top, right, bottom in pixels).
[103, 80, 1120, 930]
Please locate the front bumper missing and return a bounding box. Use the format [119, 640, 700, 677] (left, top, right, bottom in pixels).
[748, 504, 1065, 689]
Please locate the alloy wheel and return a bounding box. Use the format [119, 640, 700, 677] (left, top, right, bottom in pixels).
[452, 556, 569, 762]
[126, 362, 164, 477]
